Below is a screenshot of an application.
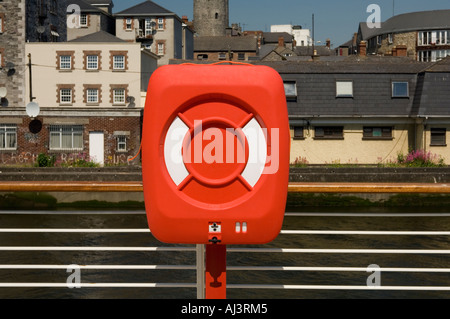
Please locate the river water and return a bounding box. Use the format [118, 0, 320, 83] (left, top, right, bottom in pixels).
[0, 207, 449, 299]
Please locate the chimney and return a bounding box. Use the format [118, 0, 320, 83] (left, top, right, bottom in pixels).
[396, 45, 407, 57]
[182, 16, 189, 24]
[326, 38, 331, 49]
[312, 50, 320, 61]
[278, 36, 285, 48]
[359, 40, 367, 56]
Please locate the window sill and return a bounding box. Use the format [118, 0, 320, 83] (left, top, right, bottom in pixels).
[313, 137, 344, 140]
[59, 103, 73, 106]
[86, 103, 100, 106]
[112, 69, 126, 72]
[430, 144, 447, 147]
[362, 137, 394, 141]
[113, 104, 126, 107]
[86, 70, 100, 72]
[293, 137, 305, 140]
[58, 70, 73, 73]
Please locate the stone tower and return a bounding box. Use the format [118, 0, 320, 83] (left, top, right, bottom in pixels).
[194, 0, 229, 37]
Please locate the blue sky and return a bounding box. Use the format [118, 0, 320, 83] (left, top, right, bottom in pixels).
[113, 0, 450, 47]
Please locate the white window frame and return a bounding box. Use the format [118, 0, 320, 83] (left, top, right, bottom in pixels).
[113, 88, 126, 105]
[0, 17, 3, 33]
[336, 80, 353, 98]
[145, 18, 152, 36]
[87, 88, 98, 104]
[87, 55, 98, 70]
[126, 18, 132, 30]
[113, 55, 125, 70]
[49, 125, 83, 151]
[60, 55, 72, 70]
[284, 81, 297, 99]
[0, 125, 17, 150]
[158, 18, 164, 30]
[157, 43, 164, 55]
[392, 81, 409, 98]
[60, 89, 72, 104]
[117, 136, 127, 152]
[80, 14, 88, 27]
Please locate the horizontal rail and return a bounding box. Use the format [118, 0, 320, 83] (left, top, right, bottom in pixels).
[2, 181, 450, 193]
[228, 248, 450, 254]
[2, 229, 450, 236]
[227, 284, 450, 291]
[0, 265, 195, 270]
[0, 283, 196, 288]
[0, 246, 196, 252]
[227, 266, 450, 273]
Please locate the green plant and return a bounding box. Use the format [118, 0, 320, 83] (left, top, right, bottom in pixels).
[36, 153, 56, 167]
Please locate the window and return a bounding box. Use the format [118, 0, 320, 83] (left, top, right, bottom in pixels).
[145, 18, 152, 36]
[113, 88, 126, 104]
[392, 81, 409, 98]
[60, 89, 72, 104]
[80, 14, 88, 27]
[388, 33, 393, 44]
[87, 89, 98, 104]
[218, 52, 226, 60]
[363, 127, 393, 140]
[60, 55, 72, 70]
[87, 55, 98, 70]
[336, 81, 353, 98]
[197, 54, 208, 60]
[0, 125, 17, 150]
[291, 126, 304, 140]
[431, 128, 446, 146]
[418, 50, 432, 62]
[284, 81, 297, 101]
[113, 55, 125, 70]
[126, 18, 132, 30]
[238, 53, 245, 60]
[117, 136, 127, 151]
[418, 31, 432, 46]
[314, 127, 344, 139]
[49, 125, 83, 151]
[157, 43, 164, 55]
[158, 18, 164, 30]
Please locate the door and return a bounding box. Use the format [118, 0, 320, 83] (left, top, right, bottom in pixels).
[89, 131, 104, 166]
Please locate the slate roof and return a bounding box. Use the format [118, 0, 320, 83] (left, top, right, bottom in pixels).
[69, 30, 126, 42]
[194, 36, 258, 52]
[258, 56, 433, 74]
[361, 10, 450, 39]
[68, 0, 104, 12]
[115, 0, 174, 16]
[262, 32, 294, 44]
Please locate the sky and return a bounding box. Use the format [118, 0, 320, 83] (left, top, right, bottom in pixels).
[112, 0, 450, 47]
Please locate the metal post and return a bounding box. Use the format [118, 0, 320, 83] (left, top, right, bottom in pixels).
[196, 244, 205, 299]
[205, 244, 227, 299]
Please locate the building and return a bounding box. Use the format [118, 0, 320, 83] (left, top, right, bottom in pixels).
[194, 36, 258, 62]
[357, 10, 450, 62]
[0, 31, 158, 166]
[270, 24, 312, 47]
[257, 55, 450, 164]
[66, 0, 115, 41]
[193, 0, 229, 37]
[114, 0, 194, 66]
[0, 0, 67, 158]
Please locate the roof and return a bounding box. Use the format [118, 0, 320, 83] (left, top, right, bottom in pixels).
[115, 0, 174, 16]
[362, 10, 450, 39]
[83, 0, 113, 5]
[424, 56, 450, 72]
[194, 36, 258, 52]
[69, 30, 127, 43]
[257, 56, 433, 74]
[263, 32, 294, 44]
[68, 0, 104, 13]
[295, 45, 333, 56]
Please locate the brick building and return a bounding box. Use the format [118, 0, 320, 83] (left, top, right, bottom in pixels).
[0, 31, 158, 166]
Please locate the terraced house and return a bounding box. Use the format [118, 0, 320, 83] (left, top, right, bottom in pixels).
[259, 55, 450, 165]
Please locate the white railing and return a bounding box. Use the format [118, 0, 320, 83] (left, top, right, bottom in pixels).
[0, 211, 449, 298]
